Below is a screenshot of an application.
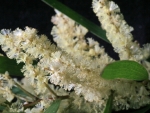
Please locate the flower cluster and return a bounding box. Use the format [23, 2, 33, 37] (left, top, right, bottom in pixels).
[92, 0, 150, 61]
[0, 0, 150, 113]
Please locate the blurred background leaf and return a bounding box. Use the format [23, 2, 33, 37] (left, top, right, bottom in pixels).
[44, 99, 61, 113]
[103, 92, 113, 113]
[0, 56, 23, 76]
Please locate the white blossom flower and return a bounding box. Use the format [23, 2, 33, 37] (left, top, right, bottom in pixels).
[0, 0, 150, 112]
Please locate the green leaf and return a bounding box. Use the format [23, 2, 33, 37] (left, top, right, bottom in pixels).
[11, 86, 26, 96]
[101, 60, 148, 81]
[42, 0, 110, 43]
[11, 83, 37, 99]
[103, 91, 113, 113]
[0, 56, 23, 76]
[44, 99, 61, 113]
[0, 105, 6, 111]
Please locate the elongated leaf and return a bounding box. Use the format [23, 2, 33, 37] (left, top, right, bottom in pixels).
[44, 99, 61, 113]
[12, 83, 37, 99]
[0, 105, 6, 111]
[11, 86, 27, 96]
[0, 104, 8, 113]
[42, 0, 110, 43]
[101, 60, 148, 81]
[0, 56, 23, 76]
[103, 92, 113, 113]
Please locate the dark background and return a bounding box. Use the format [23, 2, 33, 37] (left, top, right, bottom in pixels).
[0, 0, 150, 59]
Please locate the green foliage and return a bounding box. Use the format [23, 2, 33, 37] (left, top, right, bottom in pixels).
[103, 92, 113, 113]
[44, 99, 61, 113]
[0, 104, 9, 113]
[0, 56, 23, 76]
[42, 0, 109, 43]
[11, 86, 27, 97]
[0, 105, 6, 111]
[101, 60, 148, 81]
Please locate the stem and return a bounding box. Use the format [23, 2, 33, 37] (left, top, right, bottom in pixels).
[44, 82, 69, 100]
[23, 99, 41, 109]
[13, 80, 38, 100]
[44, 82, 58, 97]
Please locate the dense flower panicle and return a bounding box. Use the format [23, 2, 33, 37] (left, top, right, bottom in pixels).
[0, 27, 58, 95]
[1, 26, 150, 112]
[50, 2, 150, 111]
[51, 9, 114, 75]
[142, 60, 150, 79]
[0, 17, 150, 113]
[0, 0, 150, 112]
[92, 0, 150, 61]
[51, 10, 106, 57]
[0, 72, 15, 102]
[142, 43, 150, 59]
[0, 28, 65, 112]
[0, 27, 57, 64]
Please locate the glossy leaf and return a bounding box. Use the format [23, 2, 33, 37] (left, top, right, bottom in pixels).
[42, 0, 110, 43]
[101, 60, 148, 81]
[103, 92, 113, 113]
[0, 56, 23, 76]
[44, 99, 61, 113]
